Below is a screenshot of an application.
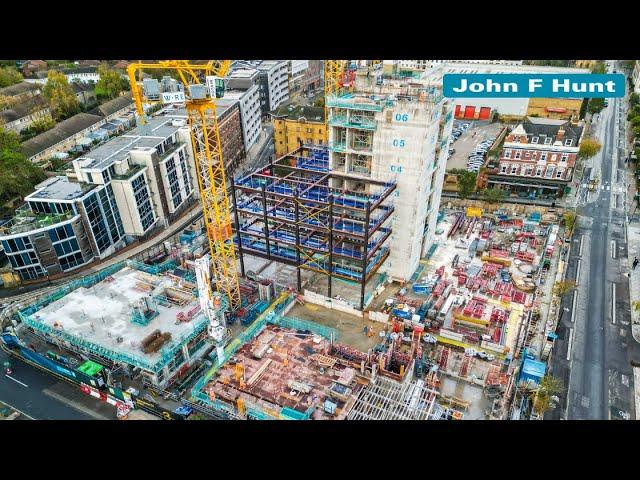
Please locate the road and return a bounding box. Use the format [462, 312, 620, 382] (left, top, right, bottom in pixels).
[548, 61, 640, 420]
[0, 347, 114, 420]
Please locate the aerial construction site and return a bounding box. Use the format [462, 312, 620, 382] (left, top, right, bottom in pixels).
[1, 60, 568, 421]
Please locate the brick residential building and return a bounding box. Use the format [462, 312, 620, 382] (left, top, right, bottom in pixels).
[487, 117, 584, 200]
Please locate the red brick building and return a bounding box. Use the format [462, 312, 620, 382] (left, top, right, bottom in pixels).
[488, 117, 584, 200]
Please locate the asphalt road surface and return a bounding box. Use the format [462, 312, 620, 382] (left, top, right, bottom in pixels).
[0, 347, 113, 420]
[548, 63, 640, 420]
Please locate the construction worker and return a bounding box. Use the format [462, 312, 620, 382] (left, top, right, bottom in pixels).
[633, 257, 639, 270]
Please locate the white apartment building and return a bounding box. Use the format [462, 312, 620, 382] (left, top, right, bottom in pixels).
[327, 68, 454, 282]
[633, 60, 640, 93]
[224, 86, 262, 150]
[73, 117, 196, 237]
[257, 60, 290, 114]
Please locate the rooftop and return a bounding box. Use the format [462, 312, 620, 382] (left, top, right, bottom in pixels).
[442, 63, 590, 75]
[29, 266, 206, 372]
[0, 81, 40, 97]
[88, 93, 133, 118]
[272, 104, 323, 123]
[0, 95, 49, 123]
[26, 176, 95, 202]
[21, 113, 105, 159]
[77, 117, 183, 170]
[228, 68, 258, 79]
[519, 117, 584, 143]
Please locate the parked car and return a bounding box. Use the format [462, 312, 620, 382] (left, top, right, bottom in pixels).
[464, 347, 477, 357]
[423, 334, 437, 344]
[475, 351, 495, 361]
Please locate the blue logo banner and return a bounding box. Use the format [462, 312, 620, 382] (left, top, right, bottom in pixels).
[443, 74, 625, 98]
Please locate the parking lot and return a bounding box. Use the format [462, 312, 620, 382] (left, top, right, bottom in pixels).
[446, 121, 503, 171]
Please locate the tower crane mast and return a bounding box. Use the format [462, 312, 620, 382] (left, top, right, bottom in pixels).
[127, 61, 242, 321]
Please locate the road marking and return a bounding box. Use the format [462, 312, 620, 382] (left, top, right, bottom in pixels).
[566, 327, 574, 361]
[0, 400, 34, 420]
[612, 283, 616, 325]
[576, 258, 582, 284]
[611, 240, 616, 259]
[570, 290, 577, 323]
[579, 235, 584, 256]
[5, 375, 28, 387]
[42, 388, 111, 420]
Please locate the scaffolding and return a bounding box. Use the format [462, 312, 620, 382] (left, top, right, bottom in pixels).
[17, 261, 209, 374]
[232, 145, 396, 310]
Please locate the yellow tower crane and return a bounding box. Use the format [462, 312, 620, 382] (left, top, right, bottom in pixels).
[127, 60, 241, 310]
[323, 60, 382, 123]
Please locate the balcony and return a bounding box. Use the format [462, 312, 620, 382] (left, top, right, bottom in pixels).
[0, 207, 76, 236]
[326, 95, 383, 112]
[329, 116, 377, 131]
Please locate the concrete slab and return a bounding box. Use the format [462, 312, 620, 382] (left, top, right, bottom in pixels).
[33, 266, 202, 366]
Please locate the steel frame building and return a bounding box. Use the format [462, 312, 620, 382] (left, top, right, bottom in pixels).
[231, 145, 396, 309]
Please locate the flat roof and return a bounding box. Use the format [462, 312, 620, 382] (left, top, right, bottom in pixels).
[77, 117, 182, 170]
[443, 63, 590, 75]
[26, 176, 95, 202]
[32, 266, 205, 371]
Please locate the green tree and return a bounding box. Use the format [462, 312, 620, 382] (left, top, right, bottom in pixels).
[553, 280, 577, 297]
[533, 375, 564, 415]
[578, 138, 602, 160]
[95, 64, 126, 100]
[450, 169, 477, 199]
[314, 96, 325, 108]
[563, 211, 577, 236]
[481, 187, 505, 204]
[631, 92, 640, 108]
[43, 71, 79, 120]
[590, 61, 606, 74]
[0, 66, 23, 88]
[587, 98, 605, 115]
[0, 127, 46, 208]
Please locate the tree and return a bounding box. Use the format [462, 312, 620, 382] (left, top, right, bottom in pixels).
[631, 93, 640, 108]
[587, 98, 605, 115]
[533, 375, 564, 415]
[314, 96, 325, 108]
[95, 64, 126, 100]
[0, 66, 23, 88]
[590, 61, 606, 74]
[578, 138, 602, 160]
[553, 280, 577, 297]
[631, 116, 640, 128]
[481, 187, 505, 204]
[450, 169, 477, 199]
[0, 127, 46, 210]
[563, 211, 577, 236]
[43, 71, 79, 120]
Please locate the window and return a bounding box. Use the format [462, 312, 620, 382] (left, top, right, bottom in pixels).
[503, 149, 511, 159]
[544, 137, 552, 145]
[513, 136, 520, 143]
[524, 151, 531, 159]
[564, 139, 573, 146]
[510, 165, 518, 175]
[536, 167, 543, 176]
[500, 164, 508, 174]
[525, 167, 533, 176]
[556, 169, 564, 179]
[561, 153, 568, 162]
[531, 137, 539, 144]
[546, 166, 555, 178]
[531, 151, 538, 160]
[514, 150, 521, 160]
[540, 152, 548, 161]
[550, 154, 557, 162]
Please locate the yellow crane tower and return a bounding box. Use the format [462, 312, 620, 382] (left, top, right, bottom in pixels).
[127, 60, 241, 310]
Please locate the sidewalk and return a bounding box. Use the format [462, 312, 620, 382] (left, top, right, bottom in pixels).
[627, 219, 640, 343]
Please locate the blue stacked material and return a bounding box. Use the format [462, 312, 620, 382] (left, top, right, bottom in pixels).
[392, 308, 413, 320]
[528, 212, 541, 222]
[417, 300, 431, 320]
[180, 230, 197, 245]
[519, 357, 546, 386]
[412, 284, 431, 295]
